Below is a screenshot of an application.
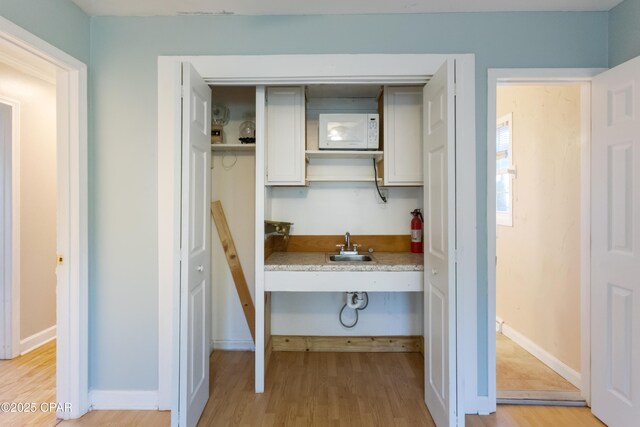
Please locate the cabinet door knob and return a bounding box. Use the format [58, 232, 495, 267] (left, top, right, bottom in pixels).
[197, 265, 204, 272]
[432, 268, 438, 276]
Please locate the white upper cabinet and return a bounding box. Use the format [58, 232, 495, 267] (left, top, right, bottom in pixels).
[265, 86, 306, 185]
[383, 86, 424, 186]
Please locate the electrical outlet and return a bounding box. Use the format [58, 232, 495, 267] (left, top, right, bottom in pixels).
[377, 189, 389, 204]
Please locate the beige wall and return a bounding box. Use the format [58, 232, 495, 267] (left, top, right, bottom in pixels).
[496, 85, 581, 371]
[0, 62, 57, 340]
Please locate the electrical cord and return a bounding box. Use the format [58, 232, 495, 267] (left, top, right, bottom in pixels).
[221, 152, 238, 170]
[339, 292, 369, 328]
[373, 159, 387, 203]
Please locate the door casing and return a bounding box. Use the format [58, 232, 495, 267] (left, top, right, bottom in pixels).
[0, 16, 89, 419]
[0, 96, 20, 360]
[486, 68, 605, 412]
[157, 53, 477, 424]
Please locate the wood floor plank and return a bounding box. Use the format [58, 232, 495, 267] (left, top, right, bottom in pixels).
[496, 333, 578, 392]
[2, 343, 607, 426]
[0, 340, 58, 427]
[466, 405, 605, 427]
[58, 410, 170, 426]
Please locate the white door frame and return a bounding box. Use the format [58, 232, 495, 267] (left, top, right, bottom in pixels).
[0, 17, 89, 419]
[0, 96, 20, 360]
[487, 68, 605, 411]
[158, 54, 477, 423]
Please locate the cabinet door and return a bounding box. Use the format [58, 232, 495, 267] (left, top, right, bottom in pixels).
[266, 86, 305, 185]
[384, 86, 424, 185]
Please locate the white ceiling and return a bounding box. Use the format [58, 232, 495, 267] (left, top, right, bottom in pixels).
[71, 0, 623, 16]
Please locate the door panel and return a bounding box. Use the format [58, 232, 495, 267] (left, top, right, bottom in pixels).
[265, 87, 305, 185]
[607, 142, 633, 252]
[384, 86, 423, 185]
[592, 55, 640, 427]
[428, 147, 445, 259]
[423, 58, 456, 427]
[180, 62, 211, 427]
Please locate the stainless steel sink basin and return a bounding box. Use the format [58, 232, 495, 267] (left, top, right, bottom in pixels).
[327, 254, 375, 262]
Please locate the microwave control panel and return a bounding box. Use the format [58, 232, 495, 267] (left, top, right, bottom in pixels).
[367, 114, 379, 149]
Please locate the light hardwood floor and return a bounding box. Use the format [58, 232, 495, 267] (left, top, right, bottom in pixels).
[496, 333, 579, 393]
[2, 345, 606, 426]
[0, 339, 58, 427]
[200, 351, 434, 426]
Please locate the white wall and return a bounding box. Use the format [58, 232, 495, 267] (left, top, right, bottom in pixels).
[0, 62, 57, 343]
[269, 183, 423, 335]
[496, 85, 582, 372]
[211, 153, 255, 348]
[210, 86, 255, 349]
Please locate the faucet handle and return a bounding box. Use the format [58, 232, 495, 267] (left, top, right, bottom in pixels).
[336, 244, 345, 252]
[352, 244, 360, 252]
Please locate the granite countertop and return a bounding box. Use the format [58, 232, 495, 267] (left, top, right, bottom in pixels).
[264, 251, 424, 272]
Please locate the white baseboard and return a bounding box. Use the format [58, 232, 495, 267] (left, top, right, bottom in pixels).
[89, 390, 159, 410]
[501, 323, 581, 389]
[469, 395, 496, 415]
[20, 325, 56, 355]
[211, 339, 255, 351]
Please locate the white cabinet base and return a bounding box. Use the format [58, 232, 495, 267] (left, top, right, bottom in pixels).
[265, 271, 423, 292]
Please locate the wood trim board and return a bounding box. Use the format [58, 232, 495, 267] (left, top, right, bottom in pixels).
[211, 201, 256, 342]
[278, 234, 411, 253]
[496, 389, 584, 402]
[264, 236, 275, 260]
[271, 335, 422, 353]
[264, 336, 273, 369]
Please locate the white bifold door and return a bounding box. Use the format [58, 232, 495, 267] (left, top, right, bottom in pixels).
[179, 63, 212, 427]
[591, 55, 640, 427]
[423, 59, 457, 427]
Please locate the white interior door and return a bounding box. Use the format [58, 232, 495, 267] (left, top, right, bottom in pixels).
[591, 56, 640, 427]
[179, 63, 212, 427]
[423, 59, 457, 427]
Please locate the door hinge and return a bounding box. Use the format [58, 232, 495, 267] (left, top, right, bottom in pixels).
[453, 83, 458, 96]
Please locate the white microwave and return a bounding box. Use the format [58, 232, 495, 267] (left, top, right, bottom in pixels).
[318, 113, 379, 150]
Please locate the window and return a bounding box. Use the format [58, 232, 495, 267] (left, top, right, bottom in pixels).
[496, 113, 514, 227]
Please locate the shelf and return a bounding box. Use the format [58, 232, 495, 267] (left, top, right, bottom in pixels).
[305, 150, 383, 162]
[211, 144, 255, 152]
[305, 176, 382, 183]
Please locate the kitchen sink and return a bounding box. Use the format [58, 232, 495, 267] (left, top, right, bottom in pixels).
[327, 254, 375, 262]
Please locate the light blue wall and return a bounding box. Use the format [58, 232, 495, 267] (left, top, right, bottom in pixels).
[0, 0, 90, 64]
[90, 13, 608, 393]
[609, 0, 640, 66]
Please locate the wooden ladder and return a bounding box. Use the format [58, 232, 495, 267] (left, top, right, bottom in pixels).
[210, 201, 256, 342]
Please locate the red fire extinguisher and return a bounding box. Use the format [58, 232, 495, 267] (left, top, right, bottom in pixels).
[410, 209, 424, 253]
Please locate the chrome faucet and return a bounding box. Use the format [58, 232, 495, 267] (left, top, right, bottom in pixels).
[336, 232, 359, 255]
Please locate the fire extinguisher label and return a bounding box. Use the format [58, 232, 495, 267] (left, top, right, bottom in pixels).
[411, 229, 422, 242]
